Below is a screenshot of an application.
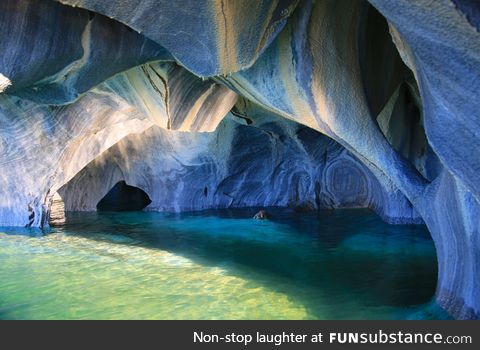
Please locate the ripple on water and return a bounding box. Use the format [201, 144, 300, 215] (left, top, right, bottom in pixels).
[0, 209, 438, 319]
[0, 232, 309, 319]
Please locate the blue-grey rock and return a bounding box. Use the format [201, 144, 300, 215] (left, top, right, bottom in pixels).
[0, 61, 236, 227]
[0, 0, 478, 319]
[58, 109, 420, 226]
[0, 0, 171, 104]
[369, 0, 480, 208]
[214, 0, 479, 318]
[55, 0, 299, 76]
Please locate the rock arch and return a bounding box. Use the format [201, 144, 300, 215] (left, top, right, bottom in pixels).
[0, 0, 478, 318]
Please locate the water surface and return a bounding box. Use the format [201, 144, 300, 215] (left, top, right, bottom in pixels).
[0, 208, 439, 319]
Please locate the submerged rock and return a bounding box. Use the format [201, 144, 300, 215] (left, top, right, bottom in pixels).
[0, 0, 478, 319]
[253, 210, 269, 220]
[57, 110, 418, 225]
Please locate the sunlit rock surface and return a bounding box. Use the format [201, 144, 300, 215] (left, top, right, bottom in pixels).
[102, 62, 238, 131]
[0, 87, 153, 227]
[59, 113, 420, 224]
[218, 0, 480, 319]
[0, 61, 237, 227]
[0, 0, 478, 319]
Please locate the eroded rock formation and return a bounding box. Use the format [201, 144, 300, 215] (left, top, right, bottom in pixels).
[59, 111, 420, 224]
[0, 0, 478, 319]
[55, 0, 299, 76]
[0, 60, 237, 227]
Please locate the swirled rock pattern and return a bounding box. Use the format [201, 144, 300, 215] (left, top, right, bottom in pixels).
[59, 112, 420, 225]
[219, 0, 480, 318]
[0, 90, 152, 227]
[0, 0, 479, 319]
[0, 61, 237, 227]
[55, 0, 299, 76]
[0, 0, 172, 104]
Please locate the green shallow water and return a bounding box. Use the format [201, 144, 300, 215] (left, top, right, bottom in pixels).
[0, 208, 440, 319]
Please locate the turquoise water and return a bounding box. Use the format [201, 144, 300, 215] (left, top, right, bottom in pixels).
[0, 208, 439, 319]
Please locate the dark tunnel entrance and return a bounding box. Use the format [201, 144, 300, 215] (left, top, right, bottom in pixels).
[96, 181, 152, 212]
[358, 2, 441, 184]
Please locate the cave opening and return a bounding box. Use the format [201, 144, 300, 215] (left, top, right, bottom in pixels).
[96, 181, 152, 212]
[355, 2, 440, 307]
[359, 3, 440, 182]
[0, 0, 476, 321]
[49, 192, 66, 226]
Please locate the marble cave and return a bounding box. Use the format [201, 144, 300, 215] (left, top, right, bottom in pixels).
[0, 0, 479, 320]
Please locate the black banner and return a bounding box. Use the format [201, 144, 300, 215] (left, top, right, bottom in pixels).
[1, 321, 478, 349]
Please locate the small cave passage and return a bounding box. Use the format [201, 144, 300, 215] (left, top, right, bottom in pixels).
[49, 192, 66, 226]
[96, 181, 152, 212]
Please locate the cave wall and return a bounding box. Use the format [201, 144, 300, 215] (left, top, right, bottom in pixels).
[0, 89, 152, 227]
[54, 0, 299, 76]
[0, 0, 478, 319]
[0, 58, 236, 227]
[217, 0, 480, 318]
[0, 0, 172, 104]
[59, 111, 420, 224]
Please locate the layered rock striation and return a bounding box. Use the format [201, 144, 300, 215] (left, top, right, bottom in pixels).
[59, 110, 420, 225]
[0, 0, 478, 319]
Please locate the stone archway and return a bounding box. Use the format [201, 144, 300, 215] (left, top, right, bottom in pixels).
[97, 181, 152, 212]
